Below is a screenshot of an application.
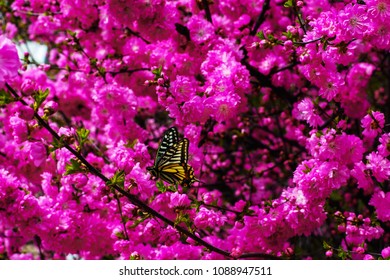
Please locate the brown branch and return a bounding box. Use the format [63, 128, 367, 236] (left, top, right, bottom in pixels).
[250, 0, 270, 36]
[201, 0, 213, 23]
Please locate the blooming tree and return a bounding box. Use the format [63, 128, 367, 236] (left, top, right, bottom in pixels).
[0, 0, 389, 260]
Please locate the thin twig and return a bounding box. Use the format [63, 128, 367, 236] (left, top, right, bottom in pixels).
[250, 0, 270, 36]
[201, 0, 213, 23]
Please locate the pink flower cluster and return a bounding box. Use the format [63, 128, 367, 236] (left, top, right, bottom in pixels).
[0, 0, 389, 260]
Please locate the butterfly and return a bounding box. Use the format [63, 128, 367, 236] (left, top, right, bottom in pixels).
[147, 127, 197, 187]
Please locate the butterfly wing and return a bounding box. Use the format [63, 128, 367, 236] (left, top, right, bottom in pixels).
[159, 163, 188, 185]
[148, 127, 197, 186]
[182, 164, 197, 187]
[155, 127, 179, 164]
[157, 139, 195, 185]
[157, 138, 188, 166]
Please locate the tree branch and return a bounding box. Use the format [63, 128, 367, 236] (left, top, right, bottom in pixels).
[250, 0, 270, 36]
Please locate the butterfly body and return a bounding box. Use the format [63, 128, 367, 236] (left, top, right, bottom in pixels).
[147, 127, 197, 187]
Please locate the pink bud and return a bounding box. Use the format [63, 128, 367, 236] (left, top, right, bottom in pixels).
[259, 39, 267, 48]
[234, 221, 244, 229]
[355, 247, 365, 254]
[41, 64, 50, 71]
[74, 174, 89, 188]
[363, 254, 374, 260]
[338, 224, 346, 232]
[230, 247, 242, 258]
[284, 40, 293, 48]
[44, 101, 59, 115]
[157, 78, 164, 85]
[381, 247, 390, 259]
[21, 79, 36, 96]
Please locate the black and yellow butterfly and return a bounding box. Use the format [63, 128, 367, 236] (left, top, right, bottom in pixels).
[147, 127, 197, 187]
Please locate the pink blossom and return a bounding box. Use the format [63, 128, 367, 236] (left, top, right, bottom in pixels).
[0, 35, 20, 85]
[9, 116, 28, 143]
[29, 142, 47, 167]
[378, 133, 390, 157]
[194, 207, 226, 229]
[363, 254, 375, 260]
[204, 92, 241, 123]
[367, 0, 390, 19]
[361, 111, 385, 138]
[186, 15, 215, 44]
[170, 76, 196, 103]
[366, 152, 390, 182]
[381, 247, 390, 259]
[347, 63, 376, 89]
[369, 191, 390, 222]
[294, 98, 324, 127]
[339, 4, 372, 38]
[169, 192, 191, 209]
[318, 72, 345, 101]
[351, 162, 374, 193]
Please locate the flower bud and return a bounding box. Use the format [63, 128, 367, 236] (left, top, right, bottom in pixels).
[21, 79, 36, 96]
[43, 101, 59, 116]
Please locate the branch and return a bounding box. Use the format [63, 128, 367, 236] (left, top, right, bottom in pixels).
[201, 0, 213, 24]
[292, 4, 307, 34]
[106, 67, 150, 77]
[250, 0, 270, 36]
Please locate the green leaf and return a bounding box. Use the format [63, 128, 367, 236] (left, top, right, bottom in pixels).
[0, 89, 13, 105]
[151, 65, 163, 79]
[98, 66, 106, 75]
[65, 158, 83, 175]
[256, 31, 265, 40]
[67, 30, 77, 37]
[282, 31, 293, 39]
[284, 0, 293, 8]
[33, 88, 49, 111]
[90, 58, 97, 67]
[323, 40, 329, 50]
[76, 127, 90, 147]
[330, 190, 342, 202]
[129, 255, 139, 260]
[114, 230, 126, 240]
[125, 138, 138, 149]
[156, 181, 166, 192]
[129, 214, 151, 229]
[337, 247, 350, 260]
[175, 213, 193, 230]
[106, 170, 125, 189]
[267, 33, 275, 41]
[49, 136, 66, 152]
[323, 241, 331, 250]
